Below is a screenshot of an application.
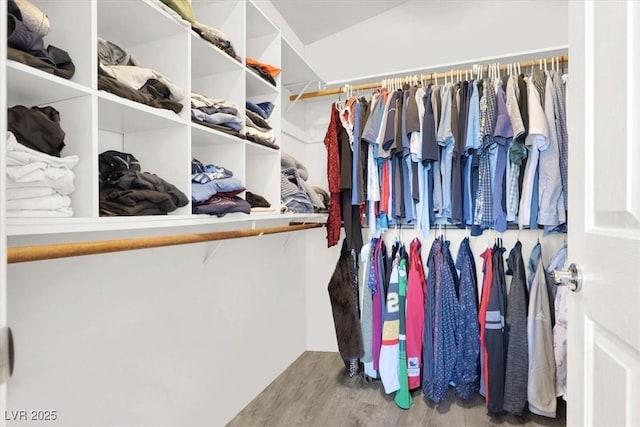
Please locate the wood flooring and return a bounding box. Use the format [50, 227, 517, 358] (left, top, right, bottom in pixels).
[228, 351, 566, 427]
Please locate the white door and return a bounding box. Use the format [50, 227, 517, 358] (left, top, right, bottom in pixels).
[567, 1, 640, 426]
[0, 0, 9, 420]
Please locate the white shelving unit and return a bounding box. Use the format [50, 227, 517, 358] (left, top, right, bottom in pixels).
[2, 0, 325, 241]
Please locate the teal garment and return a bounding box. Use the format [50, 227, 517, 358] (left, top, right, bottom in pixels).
[394, 249, 412, 409]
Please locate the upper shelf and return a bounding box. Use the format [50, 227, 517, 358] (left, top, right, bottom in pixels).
[98, 0, 189, 48]
[281, 38, 322, 88]
[6, 61, 93, 106]
[191, 32, 243, 78]
[98, 91, 187, 133]
[246, 1, 279, 39]
[245, 68, 279, 98]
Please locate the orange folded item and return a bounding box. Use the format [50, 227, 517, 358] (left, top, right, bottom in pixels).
[246, 57, 281, 77]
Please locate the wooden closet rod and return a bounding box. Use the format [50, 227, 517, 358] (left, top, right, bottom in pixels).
[289, 54, 568, 101]
[7, 223, 323, 263]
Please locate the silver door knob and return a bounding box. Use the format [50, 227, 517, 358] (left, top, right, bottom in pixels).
[551, 263, 583, 292]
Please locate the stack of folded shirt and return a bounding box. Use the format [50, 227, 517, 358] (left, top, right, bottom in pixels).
[280, 153, 326, 214]
[246, 57, 280, 87]
[191, 93, 244, 138]
[6, 131, 78, 218]
[191, 158, 251, 216]
[192, 22, 241, 63]
[99, 150, 188, 216]
[7, 0, 75, 79]
[245, 101, 278, 149]
[98, 38, 184, 113]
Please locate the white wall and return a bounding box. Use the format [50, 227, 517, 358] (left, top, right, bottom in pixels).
[7, 232, 307, 426]
[306, 0, 568, 82]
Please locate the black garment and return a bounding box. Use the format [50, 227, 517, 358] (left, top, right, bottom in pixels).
[503, 241, 529, 415]
[356, 97, 370, 203]
[328, 239, 364, 361]
[393, 88, 405, 153]
[99, 150, 141, 188]
[99, 170, 188, 216]
[8, 105, 66, 157]
[382, 90, 401, 152]
[517, 74, 530, 194]
[451, 83, 465, 223]
[8, 46, 75, 80]
[98, 71, 183, 113]
[247, 64, 276, 87]
[245, 191, 270, 208]
[486, 244, 508, 414]
[405, 85, 420, 134]
[421, 86, 439, 163]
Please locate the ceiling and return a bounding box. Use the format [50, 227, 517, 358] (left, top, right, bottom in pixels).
[271, 0, 408, 45]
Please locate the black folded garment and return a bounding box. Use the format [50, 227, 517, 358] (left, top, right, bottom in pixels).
[247, 64, 276, 87]
[99, 150, 142, 188]
[8, 105, 66, 157]
[246, 191, 270, 208]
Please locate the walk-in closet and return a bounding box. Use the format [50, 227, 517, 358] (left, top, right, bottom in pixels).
[1, 1, 638, 426]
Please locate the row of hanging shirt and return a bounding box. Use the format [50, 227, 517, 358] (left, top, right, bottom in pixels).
[353, 234, 568, 416]
[326, 62, 568, 242]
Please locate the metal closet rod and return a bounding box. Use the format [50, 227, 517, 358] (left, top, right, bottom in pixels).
[289, 54, 569, 101]
[6, 223, 323, 264]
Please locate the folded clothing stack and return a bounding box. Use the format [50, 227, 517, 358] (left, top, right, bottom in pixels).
[245, 101, 278, 149]
[99, 150, 188, 216]
[98, 38, 184, 114]
[151, 0, 241, 64]
[191, 158, 250, 216]
[246, 57, 280, 87]
[192, 22, 241, 63]
[191, 92, 244, 138]
[280, 153, 326, 214]
[7, 0, 75, 79]
[6, 130, 78, 218]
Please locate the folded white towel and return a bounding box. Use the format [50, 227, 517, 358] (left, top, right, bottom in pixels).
[7, 193, 71, 210]
[6, 187, 55, 200]
[6, 208, 73, 218]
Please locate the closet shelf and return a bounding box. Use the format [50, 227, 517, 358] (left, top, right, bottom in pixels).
[5, 213, 327, 237]
[246, 140, 279, 155]
[98, 91, 187, 133]
[7, 61, 93, 106]
[98, 0, 189, 48]
[191, 122, 245, 147]
[191, 32, 243, 77]
[246, 1, 279, 39]
[281, 38, 321, 88]
[245, 68, 279, 98]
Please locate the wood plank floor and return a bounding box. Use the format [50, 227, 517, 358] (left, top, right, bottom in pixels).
[228, 351, 566, 427]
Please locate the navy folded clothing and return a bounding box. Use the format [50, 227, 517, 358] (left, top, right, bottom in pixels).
[193, 195, 251, 216]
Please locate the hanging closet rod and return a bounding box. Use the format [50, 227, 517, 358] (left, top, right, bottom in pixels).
[7, 223, 323, 264]
[289, 54, 568, 101]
